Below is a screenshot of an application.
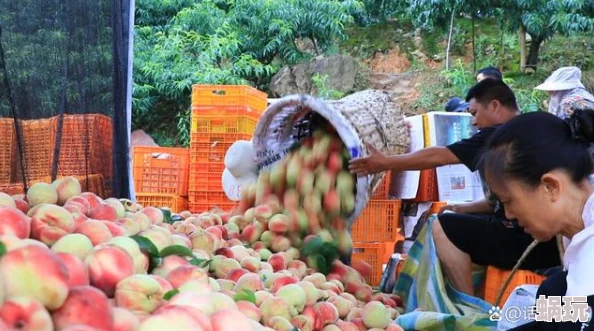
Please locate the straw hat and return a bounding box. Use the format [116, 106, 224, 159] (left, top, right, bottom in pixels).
[534, 67, 585, 91]
[222, 140, 257, 201]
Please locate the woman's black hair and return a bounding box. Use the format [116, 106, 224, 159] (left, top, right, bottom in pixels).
[478, 109, 594, 188]
[477, 66, 503, 81]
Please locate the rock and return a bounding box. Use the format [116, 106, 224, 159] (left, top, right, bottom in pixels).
[131, 130, 159, 147]
[269, 55, 359, 97]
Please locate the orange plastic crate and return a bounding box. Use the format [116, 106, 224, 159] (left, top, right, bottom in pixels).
[413, 168, 439, 202]
[189, 201, 238, 214]
[0, 118, 16, 185]
[371, 171, 392, 199]
[189, 190, 234, 205]
[132, 146, 190, 196]
[189, 133, 253, 164]
[189, 171, 225, 192]
[191, 106, 260, 135]
[135, 193, 188, 213]
[352, 241, 396, 286]
[352, 199, 402, 242]
[0, 183, 25, 196]
[191, 85, 268, 112]
[483, 266, 547, 305]
[51, 114, 113, 178]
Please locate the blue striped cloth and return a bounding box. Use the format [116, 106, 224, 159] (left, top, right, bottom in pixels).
[393, 215, 497, 331]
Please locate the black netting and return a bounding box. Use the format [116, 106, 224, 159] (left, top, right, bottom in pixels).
[0, 0, 132, 199]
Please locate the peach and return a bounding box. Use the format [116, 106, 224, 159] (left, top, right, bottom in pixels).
[240, 256, 261, 272]
[270, 235, 291, 253]
[205, 226, 223, 241]
[138, 305, 212, 331]
[0, 297, 52, 331]
[0, 234, 25, 252]
[361, 301, 391, 329]
[303, 273, 326, 288]
[254, 290, 273, 307]
[234, 273, 264, 293]
[267, 253, 287, 272]
[288, 260, 307, 278]
[107, 236, 149, 274]
[355, 285, 373, 303]
[267, 316, 294, 331]
[226, 268, 249, 283]
[52, 286, 113, 331]
[236, 300, 261, 321]
[214, 247, 234, 259]
[75, 219, 113, 246]
[14, 198, 29, 214]
[132, 212, 151, 231]
[141, 207, 163, 224]
[223, 222, 240, 236]
[291, 315, 314, 331]
[386, 323, 405, 331]
[230, 245, 250, 261]
[228, 215, 250, 231]
[352, 260, 372, 280]
[258, 248, 272, 261]
[0, 205, 31, 239]
[151, 255, 189, 279]
[346, 307, 363, 321]
[314, 301, 339, 330]
[56, 252, 90, 287]
[270, 275, 299, 293]
[189, 231, 220, 254]
[210, 309, 252, 331]
[276, 284, 307, 314]
[0, 246, 69, 310]
[336, 320, 361, 331]
[89, 203, 119, 221]
[216, 279, 235, 292]
[171, 234, 192, 249]
[298, 281, 323, 306]
[138, 227, 173, 252]
[260, 297, 292, 325]
[52, 176, 82, 205]
[115, 274, 165, 313]
[178, 279, 213, 294]
[51, 233, 93, 260]
[112, 307, 141, 331]
[240, 223, 264, 244]
[65, 196, 91, 215]
[29, 203, 75, 246]
[166, 265, 209, 288]
[268, 214, 289, 234]
[328, 295, 354, 319]
[149, 275, 173, 293]
[213, 258, 241, 279]
[0, 192, 15, 208]
[26, 182, 58, 207]
[104, 198, 126, 219]
[85, 245, 135, 297]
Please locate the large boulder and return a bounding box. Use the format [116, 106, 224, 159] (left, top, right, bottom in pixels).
[269, 55, 359, 97]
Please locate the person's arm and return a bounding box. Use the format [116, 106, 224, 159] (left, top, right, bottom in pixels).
[440, 198, 494, 214]
[349, 145, 459, 175]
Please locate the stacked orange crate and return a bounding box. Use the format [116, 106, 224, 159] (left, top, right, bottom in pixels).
[351, 172, 404, 286]
[188, 85, 267, 213]
[132, 146, 190, 212]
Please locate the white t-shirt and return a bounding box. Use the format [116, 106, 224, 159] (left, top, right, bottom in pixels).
[563, 192, 594, 296]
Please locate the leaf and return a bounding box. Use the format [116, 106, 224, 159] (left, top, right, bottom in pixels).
[233, 289, 257, 304]
[300, 236, 323, 256]
[189, 258, 212, 268]
[315, 254, 330, 275]
[160, 245, 194, 259]
[130, 235, 161, 258]
[0, 241, 5, 258]
[163, 289, 180, 300]
[320, 242, 339, 263]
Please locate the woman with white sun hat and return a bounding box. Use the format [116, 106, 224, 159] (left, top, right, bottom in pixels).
[535, 66, 594, 119]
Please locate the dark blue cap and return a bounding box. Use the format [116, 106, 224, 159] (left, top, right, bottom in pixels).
[444, 97, 469, 112]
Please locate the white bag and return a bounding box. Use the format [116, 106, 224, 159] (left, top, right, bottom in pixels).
[496, 285, 539, 330]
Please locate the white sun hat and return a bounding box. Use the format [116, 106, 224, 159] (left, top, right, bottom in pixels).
[534, 67, 585, 91]
[222, 139, 258, 201]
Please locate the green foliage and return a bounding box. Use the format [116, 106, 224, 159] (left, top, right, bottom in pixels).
[133, 0, 360, 146]
[312, 73, 345, 100]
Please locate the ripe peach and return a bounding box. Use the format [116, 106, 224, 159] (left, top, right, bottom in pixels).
[132, 212, 151, 231]
[75, 219, 113, 246]
[0, 205, 31, 239]
[267, 253, 287, 272]
[138, 226, 173, 252]
[189, 231, 220, 254]
[0, 246, 69, 310]
[240, 223, 264, 244]
[270, 275, 299, 293]
[314, 301, 339, 330]
[30, 203, 75, 246]
[267, 316, 294, 331]
[336, 320, 361, 331]
[52, 176, 82, 205]
[115, 274, 165, 313]
[210, 308, 252, 331]
[362, 301, 391, 329]
[213, 258, 241, 279]
[276, 284, 307, 314]
[138, 305, 212, 331]
[166, 265, 209, 288]
[240, 256, 260, 272]
[260, 297, 292, 325]
[298, 281, 323, 306]
[230, 245, 250, 261]
[0, 297, 52, 331]
[56, 252, 90, 287]
[26, 182, 58, 207]
[234, 273, 264, 293]
[104, 198, 126, 219]
[268, 214, 289, 234]
[141, 207, 163, 224]
[52, 286, 113, 331]
[151, 255, 189, 279]
[65, 196, 91, 215]
[107, 236, 149, 274]
[178, 279, 213, 294]
[226, 268, 249, 283]
[149, 275, 173, 293]
[291, 315, 314, 331]
[85, 246, 135, 297]
[112, 307, 141, 331]
[89, 203, 119, 221]
[0, 192, 15, 208]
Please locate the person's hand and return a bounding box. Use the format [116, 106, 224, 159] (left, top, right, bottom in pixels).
[439, 204, 459, 214]
[348, 144, 390, 175]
